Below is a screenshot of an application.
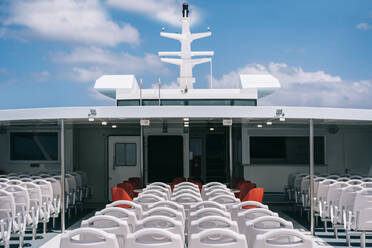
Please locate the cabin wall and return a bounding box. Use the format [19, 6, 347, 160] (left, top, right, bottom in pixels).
[0, 126, 73, 174]
[73, 126, 140, 204]
[242, 126, 372, 192]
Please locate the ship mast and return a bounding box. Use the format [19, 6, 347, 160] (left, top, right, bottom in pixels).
[158, 3, 214, 89]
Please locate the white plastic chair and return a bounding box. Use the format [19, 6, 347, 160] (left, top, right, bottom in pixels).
[4, 185, 29, 248]
[96, 207, 138, 232]
[243, 216, 293, 248]
[205, 189, 234, 200]
[173, 185, 200, 194]
[190, 201, 227, 213]
[189, 207, 232, 230]
[143, 207, 185, 226]
[126, 228, 183, 248]
[144, 185, 171, 199]
[174, 182, 199, 190]
[0, 183, 8, 189]
[0, 189, 15, 248]
[139, 189, 169, 200]
[254, 229, 313, 248]
[33, 179, 53, 234]
[189, 215, 239, 244]
[171, 193, 202, 217]
[337, 177, 350, 182]
[327, 174, 340, 180]
[349, 175, 363, 180]
[237, 208, 279, 232]
[172, 188, 201, 199]
[148, 201, 185, 220]
[7, 179, 23, 186]
[134, 215, 184, 243]
[20, 182, 42, 240]
[53, 175, 72, 218]
[134, 194, 164, 211]
[81, 215, 130, 248]
[189, 228, 247, 248]
[209, 194, 240, 210]
[351, 188, 372, 248]
[60, 227, 120, 248]
[361, 182, 372, 188]
[347, 179, 363, 185]
[362, 177, 372, 182]
[202, 184, 227, 198]
[0, 178, 9, 183]
[230, 201, 268, 221]
[148, 182, 171, 190]
[45, 177, 61, 228]
[106, 200, 143, 220]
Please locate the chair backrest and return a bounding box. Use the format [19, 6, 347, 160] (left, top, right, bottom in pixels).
[294, 174, 308, 191]
[173, 185, 200, 194]
[45, 177, 62, 201]
[189, 215, 239, 241]
[242, 188, 264, 205]
[171, 193, 202, 216]
[189, 228, 247, 248]
[148, 182, 171, 190]
[144, 185, 170, 198]
[327, 174, 340, 180]
[339, 185, 363, 217]
[347, 179, 363, 185]
[7, 179, 23, 186]
[70, 172, 83, 189]
[254, 228, 313, 248]
[202, 182, 225, 190]
[205, 189, 234, 200]
[148, 200, 185, 216]
[134, 194, 163, 211]
[202, 184, 227, 196]
[0, 178, 9, 183]
[60, 227, 120, 248]
[361, 182, 372, 188]
[33, 179, 53, 205]
[0, 189, 16, 222]
[111, 187, 132, 203]
[0, 183, 8, 189]
[190, 201, 227, 212]
[313, 177, 326, 195]
[315, 179, 336, 212]
[172, 188, 200, 198]
[349, 175, 363, 180]
[106, 200, 142, 219]
[353, 188, 372, 230]
[230, 201, 268, 220]
[4, 185, 30, 215]
[139, 190, 168, 200]
[81, 215, 129, 248]
[126, 228, 183, 248]
[118, 182, 134, 198]
[243, 216, 293, 248]
[209, 194, 240, 210]
[237, 208, 278, 232]
[362, 177, 372, 182]
[144, 206, 184, 223]
[134, 215, 184, 242]
[20, 182, 42, 211]
[96, 207, 137, 232]
[337, 177, 350, 182]
[20, 178, 33, 182]
[174, 182, 199, 190]
[189, 208, 231, 224]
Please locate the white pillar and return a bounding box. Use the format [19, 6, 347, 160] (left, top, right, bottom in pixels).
[309, 119, 315, 235]
[60, 119, 66, 233]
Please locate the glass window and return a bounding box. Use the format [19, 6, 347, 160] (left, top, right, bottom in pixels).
[11, 132, 59, 161]
[117, 100, 139, 106]
[161, 99, 185, 106]
[188, 99, 232, 106]
[250, 136, 325, 165]
[232, 99, 257, 106]
[115, 143, 137, 166]
[142, 100, 159, 106]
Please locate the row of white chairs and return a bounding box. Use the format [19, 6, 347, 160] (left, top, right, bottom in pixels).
[287, 173, 372, 247]
[0, 171, 88, 248]
[61, 181, 313, 248]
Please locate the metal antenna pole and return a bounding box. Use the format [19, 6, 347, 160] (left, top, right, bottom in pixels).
[158, 78, 161, 106]
[140, 78, 143, 106]
[210, 59, 213, 88]
[309, 119, 315, 235]
[60, 119, 65, 233]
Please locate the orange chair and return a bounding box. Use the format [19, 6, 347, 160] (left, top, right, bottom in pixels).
[239, 182, 256, 201]
[111, 187, 133, 208]
[242, 188, 264, 209]
[118, 181, 134, 198]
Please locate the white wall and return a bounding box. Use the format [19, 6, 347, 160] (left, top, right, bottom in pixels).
[243, 126, 372, 192]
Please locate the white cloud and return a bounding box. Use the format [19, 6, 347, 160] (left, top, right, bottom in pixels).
[356, 22, 372, 30]
[107, 0, 201, 26]
[54, 46, 171, 82]
[213, 62, 372, 108]
[32, 70, 50, 82]
[2, 0, 140, 46]
[151, 81, 179, 89]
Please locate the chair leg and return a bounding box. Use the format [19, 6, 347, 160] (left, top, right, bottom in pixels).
[52, 217, 56, 229]
[324, 220, 328, 232]
[43, 221, 47, 235]
[334, 226, 338, 239]
[361, 231, 366, 248]
[19, 234, 24, 248]
[346, 229, 351, 247]
[32, 225, 37, 240]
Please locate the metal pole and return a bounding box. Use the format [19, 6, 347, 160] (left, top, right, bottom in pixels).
[309, 119, 315, 235]
[140, 124, 144, 187]
[158, 78, 161, 106]
[60, 119, 66, 233]
[229, 125, 233, 187]
[140, 78, 143, 106]
[210, 59, 213, 88]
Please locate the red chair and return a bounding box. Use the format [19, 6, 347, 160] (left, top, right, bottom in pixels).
[118, 181, 134, 198]
[111, 187, 132, 208]
[188, 179, 202, 192]
[242, 188, 264, 209]
[129, 177, 141, 188]
[239, 182, 256, 201]
[232, 178, 245, 189]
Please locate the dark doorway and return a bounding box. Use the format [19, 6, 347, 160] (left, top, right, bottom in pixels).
[148, 136, 183, 183]
[206, 134, 227, 182]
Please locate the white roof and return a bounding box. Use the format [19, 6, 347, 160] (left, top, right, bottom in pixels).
[0, 106, 372, 123]
[95, 75, 138, 99]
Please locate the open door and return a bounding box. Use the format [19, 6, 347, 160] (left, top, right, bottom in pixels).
[108, 136, 140, 201]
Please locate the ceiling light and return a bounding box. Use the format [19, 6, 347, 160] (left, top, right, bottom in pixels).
[257, 124, 263, 128]
[266, 121, 272, 125]
[184, 122, 189, 125]
[209, 127, 215, 131]
[184, 124, 189, 127]
[112, 125, 117, 128]
[101, 121, 107, 126]
[280, 117, 286, 122]
[88, 118, 95, 122]
[183, 117, 189, 121]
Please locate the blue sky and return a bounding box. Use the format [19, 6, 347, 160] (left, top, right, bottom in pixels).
[0, 0, 371, 109]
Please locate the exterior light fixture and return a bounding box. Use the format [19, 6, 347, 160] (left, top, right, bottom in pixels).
[209, 127, 215, 131]
[88, 118, 95, 122]
[184, 124, 189, 127]
[101, 121, 107, 126]
[280, 117, 286, 122]
[266, 121, 272, 125]
[184, 122, 189, 125]
[183, 117, 189, 121]
[112, 125, 117, 128]
[257, 124, 263, 128]
[88, 109, 97, 122]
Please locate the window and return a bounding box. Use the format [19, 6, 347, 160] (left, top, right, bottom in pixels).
[117, 99, 257, 106]
[11, 132, 59, 161]
[232, 99, 257, 106]
[115, 143, 137, 166]
[250, 136, 325, 165]
[188, 99, 232, 106]
[117, 100, 139, 106]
